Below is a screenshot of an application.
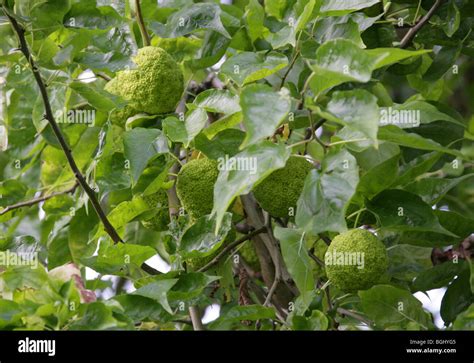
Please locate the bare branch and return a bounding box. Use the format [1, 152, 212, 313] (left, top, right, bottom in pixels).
[400, 0, 444, 48]
[0, 183, 78, 216]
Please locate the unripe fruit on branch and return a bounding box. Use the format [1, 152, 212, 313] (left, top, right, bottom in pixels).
[141, 189, 170, 232]
[105, 46, 184, 123]
[176, 158, 219, 219]
[253, 156, 313, 218]
[324, 229, 388, 292]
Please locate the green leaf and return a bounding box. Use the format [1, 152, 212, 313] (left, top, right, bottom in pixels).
[132, 278, 178, 314]
[292, 310, 329, 330]
[123, 128, 169, 183]
[275, 227, 315, 306]
[413, 260, 467, 292]
[195, 129, 245, 159]
[320, 0, 380, 15]
[192, 89, 241, 115]
[240, 84, 291, 148]
[209, 305, 275, 328]
[423, 46, 462, 82]
[168, 272, 221, 301]
[202, 112, 243, 139]
[162, 117, 188, 144]
[296, 149, 359, 235]
[366, 48, 431, 69]
[312, 17, 365, 47]
[69, 302, 123, 330]
[323, 89, 380, 144]
[179, 212, 232, 259]
[309, 39, 379, 94]
[151, 3, 231, 38]
[366, 189, 456, 235]
[183, 108, 209, 147]
[106, 197, 151, 231]
[0, 299, 23, 329]
[212, 141, 291, 231]
[396, 210, 474, 247]
[246, 0, 265, 43]
[70, 81, 123, 112]
[359, 284, 433, 329]
[91, 242, 156, 274]
[387, 244, 432, 282]
[440, 267, 473, 324]
[221, 51, 288, 86]
[377, 125, 464, 158]
[394, 151, 442, 187]
[452, 304, 474, 330]
[382, 100, 464, 127]
[443, 0, 461, 37]
[404, 174, 474, 205]
[355, 154, 400, 201]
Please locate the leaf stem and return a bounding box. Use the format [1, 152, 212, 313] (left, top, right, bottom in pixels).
[134, 0, 150, 47]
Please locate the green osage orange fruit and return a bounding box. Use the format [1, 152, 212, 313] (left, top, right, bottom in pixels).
[175, 158, 219, 219]
[105, 46, 184, 124]
[324, 229, 388, 292]
[140, 189, 170, 232]
[239, 241, 260, 271]
[253, 156, 313, 218]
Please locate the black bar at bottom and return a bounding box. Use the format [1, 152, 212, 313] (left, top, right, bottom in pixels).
[0, 330, 471, 361]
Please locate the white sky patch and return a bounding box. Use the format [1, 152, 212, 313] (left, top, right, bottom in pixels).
[201, 304, 220, 324]
[77, 69, 97, 83]
[414, 288, 446, 329]
[144, 254, 171, 273]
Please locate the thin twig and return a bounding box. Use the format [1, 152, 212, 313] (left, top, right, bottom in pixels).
[197, 227, 266, 272]
[308, 249, 325, 268]
[0, 183, 78, 216]
[134, 0, 150, 47]
[279, 50, 300, 89]
[400, 0, 444, 48]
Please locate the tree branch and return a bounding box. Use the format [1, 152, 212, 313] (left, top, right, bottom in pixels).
[0, 183, 78, 216]
[197, 227, 266, 272]
[3, 8, 123, 244]
[3, 7, 161, 276]
[400, 0, 444, 48]
[134, 0, 150, 47]
[188, 306, 204, 331]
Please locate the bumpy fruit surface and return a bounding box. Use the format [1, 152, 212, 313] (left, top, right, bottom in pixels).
[105, 46, 183, 122]
[253, 156, 313, 218]
[239, 241, 260, 271]
[176, 158, 219, 219]
[141, 189, 170, 232]
[324, 229, 388, 292]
